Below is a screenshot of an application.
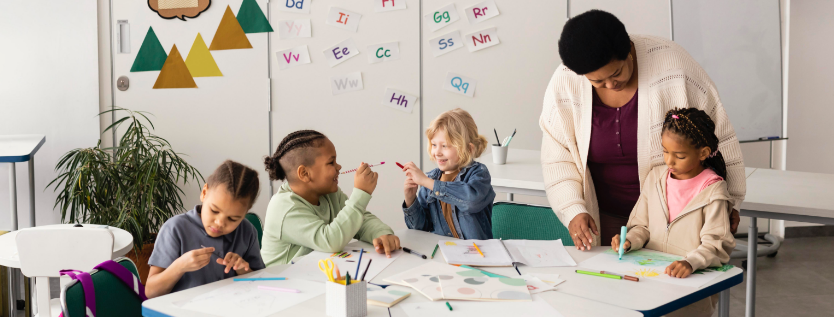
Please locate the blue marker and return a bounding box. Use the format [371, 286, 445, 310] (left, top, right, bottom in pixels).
[618, 226, 627, 260]
[758, 136, 780, 140]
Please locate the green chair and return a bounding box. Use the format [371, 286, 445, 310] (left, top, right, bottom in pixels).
[60, 257, 142, 317]
[491, 202, 573, 245]
[245, 213, 264, 248]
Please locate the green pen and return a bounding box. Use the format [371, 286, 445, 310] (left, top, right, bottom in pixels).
[446, 302, 453, 311]
[575, 270, 622, 280]
[346, 272, 351, 285]
[431, 244, 439, 259]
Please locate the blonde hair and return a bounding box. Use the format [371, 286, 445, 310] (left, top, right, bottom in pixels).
[425, 108, 488, 169]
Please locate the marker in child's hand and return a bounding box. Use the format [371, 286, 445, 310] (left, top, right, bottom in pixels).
[395, 162, 405, 169]
[340, 162, 385, 174]
[618, 226, 627, 260]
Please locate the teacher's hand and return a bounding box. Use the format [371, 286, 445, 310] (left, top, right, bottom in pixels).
[730, 209, 740, 234]
[568, 213, 598, 251]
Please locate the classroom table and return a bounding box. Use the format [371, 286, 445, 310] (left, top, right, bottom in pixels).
[142, 229, 743, 317]
[0, 224, 135, 268]
[739, 168, 834, 317]
[0, 134, 46, 231]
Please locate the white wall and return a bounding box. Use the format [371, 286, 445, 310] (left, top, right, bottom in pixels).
[0, 0, 101, 229]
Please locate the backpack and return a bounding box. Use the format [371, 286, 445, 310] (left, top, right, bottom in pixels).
[59, 259, 148, 317]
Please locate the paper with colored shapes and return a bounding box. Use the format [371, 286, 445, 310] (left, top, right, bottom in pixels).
[439, 268, 531, 301]
[366, 42, 400, 64]
[438, 239, 513, 266]
[326, 7, 362, 33]
[237, 0, 273, 33]
[502, 239, 577, 267]
[519, 275, 558, 294]
[579, 249, 731, 288]
[153, 45, 197, 89]
[278, 19, 312, 39]
[185, 33, 222, 77]
[428, 30, 464, 57]
[442, 72, 477, 97]
[424, 3, 460, 32]
[382, 261, 461, 287]
[276, 45, 311, 70]
[331, 72, 363, 95]
[276, 0, 310, 14]
[464, 27, 500, 52]
[464, 0, 500, 24]
[401, 295, 563, 317]
[399, 264, 464, 301]
[210, 6, 253, 50]
[323, 38, 360, 67]
[131, 27, 167, 72]
[381, 88, 416, 113]
[278, 241, 402, 283]
[366, 284, 411, 307]
[374, 0, 407, 13]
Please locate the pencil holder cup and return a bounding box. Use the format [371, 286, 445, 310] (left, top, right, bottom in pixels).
[326, 280, 367, 317]
[492, 145, 509, 165]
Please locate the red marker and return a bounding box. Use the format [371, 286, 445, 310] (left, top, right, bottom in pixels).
[396, 162, 405, 169]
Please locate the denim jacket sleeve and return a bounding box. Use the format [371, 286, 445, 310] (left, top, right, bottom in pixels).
[402, 186, 432, 231]
[428, 165, 496, 214]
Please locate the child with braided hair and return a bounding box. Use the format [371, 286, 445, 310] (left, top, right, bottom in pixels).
[260, 130, 399, 266]
[611, 108, 735, 317]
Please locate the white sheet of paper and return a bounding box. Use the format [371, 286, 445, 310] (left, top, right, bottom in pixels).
[278, 241, 402, 283]
[401, 295, 564, 317]
[323, 38, 360, 67]
[326, 7, 362, 32]
[428, 30, 464, 57]
[278, 19, 312, 39]
[438, 239, 513, 266]
[526, 273, 565, 287]
[366, 42, 400, 64]
[464, 27, 500, 52]
[382, 261, 461, 287]
[331, 71, 364, 95]
[503, 239, 577, 267]
[442, 72, 477, 97]
[373, 0, 407, 12]
[275, 45, 311, 70]
[579, 249, 729, 288]
[464, 0, 500, 24]
[276, 0, 311, 14]
[423, 3, 460, 32]
[439, 268, 531, 301]
[176, 272, 325, 317]
[381, 88, 416, 113]
[519, 276, 557, 294]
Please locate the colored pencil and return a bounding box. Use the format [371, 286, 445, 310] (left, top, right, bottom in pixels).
[340, 162, 385, 174]
[356, 248, 364, 277]
[472, 242, 484, 257]
[430, 244, 439, 259]
[446, 302, 453, 311]
[576, 270, 621, 280]
[360, 259, 373, 281]
[494, 128, 501, 146]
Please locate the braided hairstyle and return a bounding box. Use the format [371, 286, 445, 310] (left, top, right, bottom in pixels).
[662, 108, 727, 179]
[206, 160, 260, 208]
[264, 130, 327, 181]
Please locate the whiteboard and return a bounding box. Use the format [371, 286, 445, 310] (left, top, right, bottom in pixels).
[672, 0, 783, 141]
[570, 0, 671, 39]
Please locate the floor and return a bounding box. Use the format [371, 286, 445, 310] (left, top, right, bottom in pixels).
[712, 236, 834, 317]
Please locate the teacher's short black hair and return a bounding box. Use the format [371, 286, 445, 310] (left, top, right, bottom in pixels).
[558, 10, 631, 75]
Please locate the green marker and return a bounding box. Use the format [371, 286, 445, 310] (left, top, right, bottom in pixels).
[431, 244, 439, 259]
[446, 302, 453, 311]
[345, 272, 351, 285]
[575, 270, 622, 280]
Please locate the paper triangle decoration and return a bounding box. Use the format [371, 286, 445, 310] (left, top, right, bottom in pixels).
[153, 45, 198, 89]
[237, 0, 273, 33]
[209, 6, 253, 50]
[185, 33, 222, 77]
[131, 27, 168, 72]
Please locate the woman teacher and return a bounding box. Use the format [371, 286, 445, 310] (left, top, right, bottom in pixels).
[540, 10, 744, 250]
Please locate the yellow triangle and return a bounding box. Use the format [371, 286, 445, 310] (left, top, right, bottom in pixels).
[186, 33, 222, 77]
[153, 45, 198, 89]
[209, 6, 253, 51]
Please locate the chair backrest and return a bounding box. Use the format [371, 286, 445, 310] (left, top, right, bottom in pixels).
[491, 202, 573, 244]
[61, 257, 143, 317]
[16, 227, 115, 277]
[245, 213, 263, 248]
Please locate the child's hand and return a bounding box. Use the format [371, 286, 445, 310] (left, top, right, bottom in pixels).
[373, 234, 401, 258]
[353, 162, 379, 195]
[610, 234, 631, 253]
[217, 252, 250, 274]
[176, 247, 215, 273]
[664, 260, 693, 278]
[401, 162, 430, 188]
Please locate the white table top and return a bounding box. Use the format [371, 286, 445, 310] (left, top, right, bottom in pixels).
[740, 168, 834, 222]
[0, 224, 134, 268]
[142, 229, 744, 317]
[0, 134, 45, 162]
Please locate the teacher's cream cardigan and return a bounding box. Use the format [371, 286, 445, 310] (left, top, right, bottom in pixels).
[539, 34, 746, 246]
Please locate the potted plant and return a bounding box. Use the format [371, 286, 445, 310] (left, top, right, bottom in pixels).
[49, 107, 203, 283]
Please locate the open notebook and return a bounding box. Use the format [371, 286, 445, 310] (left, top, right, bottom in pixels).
[438, 239, 576, 267]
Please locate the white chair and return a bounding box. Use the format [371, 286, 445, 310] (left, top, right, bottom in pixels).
[16, 227, 114, 317]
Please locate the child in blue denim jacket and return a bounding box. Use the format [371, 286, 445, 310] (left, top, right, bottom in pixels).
[400, 108, 496, 239]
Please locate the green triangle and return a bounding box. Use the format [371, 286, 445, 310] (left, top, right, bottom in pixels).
[237, 0, 273, 33]
[131, 27, 168, 72]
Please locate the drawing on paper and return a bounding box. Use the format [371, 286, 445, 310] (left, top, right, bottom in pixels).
[633, 268, 660, 277]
